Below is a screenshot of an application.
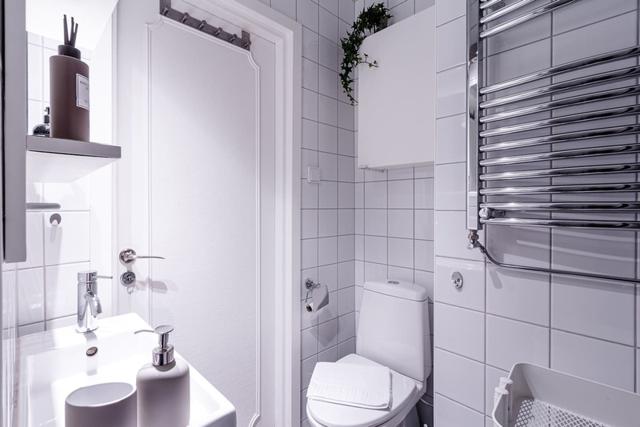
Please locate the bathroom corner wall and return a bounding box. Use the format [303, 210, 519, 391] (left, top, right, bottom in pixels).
[2, 30, 115, 338]
[256, 0, 358, 424]
[430, 1, 640, 426]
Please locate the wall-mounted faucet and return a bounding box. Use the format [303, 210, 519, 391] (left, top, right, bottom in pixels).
[76, 271, 110, 333]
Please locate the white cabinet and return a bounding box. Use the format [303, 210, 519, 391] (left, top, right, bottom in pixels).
[357, 6, 436, 170]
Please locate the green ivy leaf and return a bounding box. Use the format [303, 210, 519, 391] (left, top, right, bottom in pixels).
[339, 3, 392, 105]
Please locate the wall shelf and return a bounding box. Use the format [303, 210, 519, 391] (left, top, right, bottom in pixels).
[27, 135, 121, 182]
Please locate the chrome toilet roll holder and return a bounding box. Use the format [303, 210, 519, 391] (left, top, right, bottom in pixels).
[304, 278, 323, 312]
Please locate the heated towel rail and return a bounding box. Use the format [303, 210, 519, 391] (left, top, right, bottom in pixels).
[466, 0, 640, 283]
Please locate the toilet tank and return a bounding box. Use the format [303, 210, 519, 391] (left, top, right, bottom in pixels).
[356, 281, 431, 383]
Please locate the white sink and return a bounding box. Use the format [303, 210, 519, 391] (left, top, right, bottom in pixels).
[15, 313, 236, 427]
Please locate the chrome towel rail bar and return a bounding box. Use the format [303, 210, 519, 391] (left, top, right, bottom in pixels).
[479, 143, 640, 166]
[480, 163, 640, 181]
[467, 0, 640, 283]
[480, 182, 640, 196]
[479, 124, 640, 152]
[480, 64, 640, 109]
[480, 218, 640, 230]
[480, 201, 640, 211]
[480, 85, 640, 123]
[479, 0, 578, 38]
[480, 0, 538, 24]
[480, 105, 640, 138]
[480, 45, 640, 95]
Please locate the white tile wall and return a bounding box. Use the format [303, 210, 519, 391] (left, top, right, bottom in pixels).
[4, 34, 114, 337]
[425, 1, 640, 425]
[259, 0, 358, 423]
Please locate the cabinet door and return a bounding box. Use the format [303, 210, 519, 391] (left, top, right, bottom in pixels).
[357, 7, 435, 170]
[3, 0, 27, 262]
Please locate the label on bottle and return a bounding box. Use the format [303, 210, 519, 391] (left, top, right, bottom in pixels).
[76, 74, 90, 110]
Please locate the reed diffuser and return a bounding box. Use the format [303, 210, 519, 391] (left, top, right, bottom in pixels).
[49, 15, 90, 141]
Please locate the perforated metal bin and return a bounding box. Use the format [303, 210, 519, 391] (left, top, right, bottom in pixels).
[492, 363, 640, 427]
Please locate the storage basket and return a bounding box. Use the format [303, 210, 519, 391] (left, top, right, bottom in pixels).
[492, 363, 640, 427]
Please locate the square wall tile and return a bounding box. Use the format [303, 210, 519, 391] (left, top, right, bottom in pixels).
[434, 302, 484, 362]
[434, 211, 484, 261]
[551, 330, 635, 391]
[436, 114, 466, 164]
[18, 212, 44, 270]
[486, 315, 549, 371]
[388, 180, 414, 209]
[44, 212, 91, 266]
[17, 268, 45, 325]
[45, 262, 90, 319]
[388, 238, 413, 269]
[435, 256, 485, 311]
[435, 348, 485, 412]
[436, 16, 466, 72]
[551, 275, 634, 345]
[436, 65, 466, 118]
[434, 394, 485, 427]
[414, 240, 434, 272]
[487, 267, 549, 327]
[434, 163, 466, 210]
[388, 210, 413, 239]
[435, 0, 465, 26]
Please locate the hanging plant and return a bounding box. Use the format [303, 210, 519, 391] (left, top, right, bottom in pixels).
[340, 3, 392, 105]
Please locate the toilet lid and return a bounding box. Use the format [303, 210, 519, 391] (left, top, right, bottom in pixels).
[307, 354, 419, 427]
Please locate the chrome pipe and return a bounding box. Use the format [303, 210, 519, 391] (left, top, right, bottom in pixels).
[468, 231, 640, 284]
[480, 217, 640, 229]
[480, 85, 640, 123]
[480, 105, 640, 138]
[480, 163, 640, 181]
[467, 0, 482, 231]
[481, 202, 640, 211]
[480, 0, 578, 38]
[480, 45, 640, 95]
[480, 182, 640, 196]
[480, 0, 537, 24]
[480, 65, 640, 109]
[480, 124, 640, 152]
[480, 143, 640, 166]
[480, 0, 504, 10]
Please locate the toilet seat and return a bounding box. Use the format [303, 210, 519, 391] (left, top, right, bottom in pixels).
[306, 354, 422, 427]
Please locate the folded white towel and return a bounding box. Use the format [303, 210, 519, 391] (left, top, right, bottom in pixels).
[306, 362, 392, 410]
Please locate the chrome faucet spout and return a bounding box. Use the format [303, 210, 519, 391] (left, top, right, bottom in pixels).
[76, 271, 109, 333]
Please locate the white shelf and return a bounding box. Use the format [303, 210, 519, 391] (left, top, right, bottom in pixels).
[27, 135, 121, 182]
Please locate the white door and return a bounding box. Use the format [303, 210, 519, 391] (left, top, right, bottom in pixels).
[116, 1, 277, 425]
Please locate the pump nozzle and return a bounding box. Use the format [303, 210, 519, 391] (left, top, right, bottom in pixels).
[135, 325, 176, 367]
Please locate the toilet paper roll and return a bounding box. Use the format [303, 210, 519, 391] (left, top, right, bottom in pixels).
[305, 283, 329, 312]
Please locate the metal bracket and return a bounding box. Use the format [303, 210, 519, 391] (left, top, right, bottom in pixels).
[159, 0, 251, 50]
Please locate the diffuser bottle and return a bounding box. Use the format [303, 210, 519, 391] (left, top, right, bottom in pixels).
[49, 15, 90, 141]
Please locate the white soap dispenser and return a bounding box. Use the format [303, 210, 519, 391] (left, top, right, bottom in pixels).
[135, 325, 190, 427]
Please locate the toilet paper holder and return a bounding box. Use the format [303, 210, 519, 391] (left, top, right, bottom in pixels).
[304, 279, 329, 312]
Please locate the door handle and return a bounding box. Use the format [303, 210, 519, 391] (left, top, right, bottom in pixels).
[119, 248, 165, 267]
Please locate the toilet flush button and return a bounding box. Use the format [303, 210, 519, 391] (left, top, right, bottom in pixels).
[387, 280, 399, 285]
[451, 272, 463, 290]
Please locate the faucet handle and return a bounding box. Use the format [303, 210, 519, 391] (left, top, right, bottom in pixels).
[77, 271, 113, 283]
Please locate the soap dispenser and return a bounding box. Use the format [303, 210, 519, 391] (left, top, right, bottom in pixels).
[135, 325, 190, 427]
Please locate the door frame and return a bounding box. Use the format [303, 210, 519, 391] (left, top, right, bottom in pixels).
[114, 0, 301, 425]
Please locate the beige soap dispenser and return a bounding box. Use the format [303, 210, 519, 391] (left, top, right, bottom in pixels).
[135, 325, 190, 427]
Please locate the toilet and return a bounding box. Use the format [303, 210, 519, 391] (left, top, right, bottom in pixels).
[306, 280, 431, 427]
